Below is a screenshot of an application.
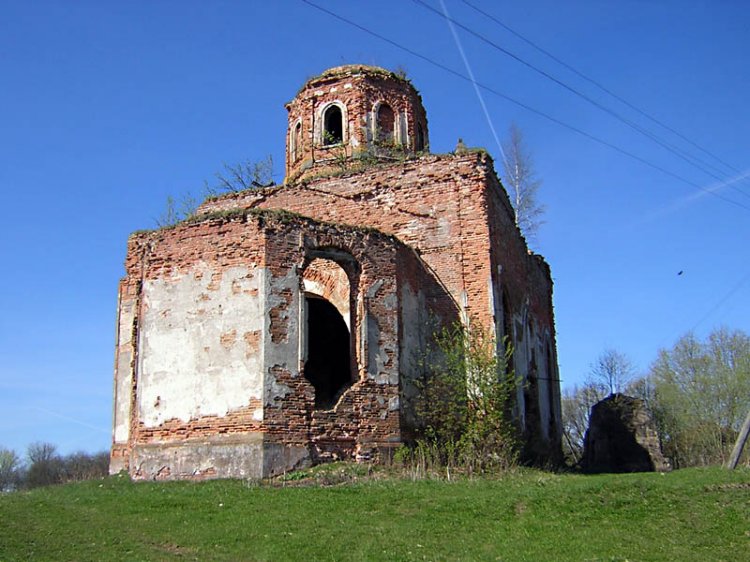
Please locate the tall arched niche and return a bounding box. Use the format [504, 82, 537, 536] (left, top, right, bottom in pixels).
[300, 253, 357, 410]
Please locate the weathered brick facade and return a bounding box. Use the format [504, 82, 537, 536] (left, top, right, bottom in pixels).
[111, 65, 561, 480]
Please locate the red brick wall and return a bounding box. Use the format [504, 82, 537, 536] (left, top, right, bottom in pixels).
[285, 65, 428, 182]
[114, 211, 437, 473]
[197, 151, 561, 461]
[113, 66, 561, 477]
[201, 152, 517, 333]
[115, 215, 268, 467]
[258, 218, 406, 460]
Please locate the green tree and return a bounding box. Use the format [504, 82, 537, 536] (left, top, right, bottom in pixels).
[0, 447, 22, 492]
[649, 327, 750, 468]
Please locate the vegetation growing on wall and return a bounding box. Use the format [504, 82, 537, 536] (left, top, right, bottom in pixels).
[155, 155, 275, 228]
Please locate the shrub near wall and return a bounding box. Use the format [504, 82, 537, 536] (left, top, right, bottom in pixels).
[407, 321, 520, 475]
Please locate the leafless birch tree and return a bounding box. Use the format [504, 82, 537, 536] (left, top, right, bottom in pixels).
[501, 124, 545, 244]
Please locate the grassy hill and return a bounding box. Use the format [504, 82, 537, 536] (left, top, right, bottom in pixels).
[1, 465, 748, 561]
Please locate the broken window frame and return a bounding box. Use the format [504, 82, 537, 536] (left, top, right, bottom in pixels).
[374, 102, 396, 144]
[290, 119, 302, 162]
[321, 103, 345, 146]
[299, 250, 359, 410]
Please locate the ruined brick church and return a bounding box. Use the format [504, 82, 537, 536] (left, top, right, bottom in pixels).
[110, 65, 561, 480]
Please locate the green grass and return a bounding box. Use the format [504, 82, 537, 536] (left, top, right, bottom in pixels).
[1, 466, 748, 561]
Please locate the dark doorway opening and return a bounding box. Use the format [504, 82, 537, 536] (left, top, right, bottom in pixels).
[304, 295, 352, 409]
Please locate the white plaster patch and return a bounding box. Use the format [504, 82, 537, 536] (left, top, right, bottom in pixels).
[138, 264, 264, 427]
[383, 292, 398, 311]
[380, 191, 396, 210]
[372, 341, 398, 385]
[267, 378, 291, 404]
[113, 294, 135, 443]
[388, 396, 400, 411]
[402, 218, 425, 239]
[366, 279, 383, 299]
[397, 282, 427, 391]
[437, 216, 452, 243]
[264, 267, 301, 404]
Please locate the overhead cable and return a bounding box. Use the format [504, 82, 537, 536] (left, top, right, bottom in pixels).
[460, 0, 745, 181]
[300, 0, 750, 212]
[413, 0, 750, 201]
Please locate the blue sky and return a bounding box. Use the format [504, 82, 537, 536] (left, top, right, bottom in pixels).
[1, 0, 748, 456]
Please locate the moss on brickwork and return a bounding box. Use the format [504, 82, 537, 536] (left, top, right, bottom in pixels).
[296, 64, 416, 96]
[203, 183, 282, 204]
[156, 205, 399, 244]
[289, 152, 418, 187]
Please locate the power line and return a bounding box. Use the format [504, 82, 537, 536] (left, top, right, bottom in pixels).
[300, 0, 750, 213]
[438, 0, 507, 169]
[690, 269, 750, 332]
[412, 0, 750, 201]
[460, 0, 750, 200]
[460, 0, 744, 182]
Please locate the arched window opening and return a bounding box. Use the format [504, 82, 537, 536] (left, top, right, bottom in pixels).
[302, 257, 351, 327]
[376, 103, 395, 142]
[525, 351, 540, 437]
[323, 105, 343, 145]
[416, 123, 425, 152]
[501, 290, 517, 404]
[304, 295, 352, 409]
[292, 121, 302, 162]
[546, 343, 557, 435]
[502, 291, 513, 362]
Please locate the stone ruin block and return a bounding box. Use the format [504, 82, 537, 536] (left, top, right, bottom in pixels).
[583, 393, 670, 473]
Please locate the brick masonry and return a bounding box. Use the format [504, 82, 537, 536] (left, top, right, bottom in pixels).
[111, 65, 561, 480]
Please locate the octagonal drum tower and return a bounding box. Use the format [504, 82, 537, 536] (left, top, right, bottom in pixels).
[285, 65, 429, 183]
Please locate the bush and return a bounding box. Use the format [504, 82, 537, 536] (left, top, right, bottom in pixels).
[22, 443, 110, 489]
[407, 321, 520, 477]
[61, 451, 110, 483]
